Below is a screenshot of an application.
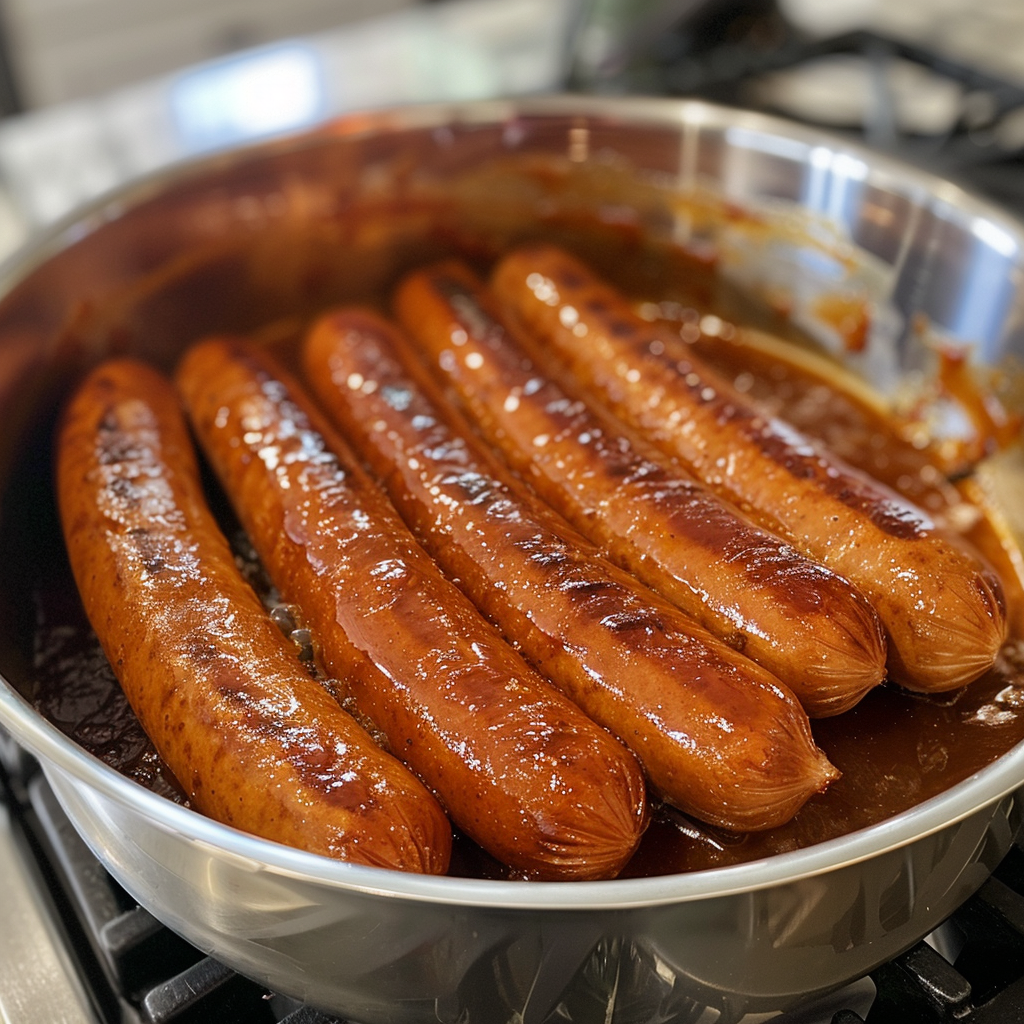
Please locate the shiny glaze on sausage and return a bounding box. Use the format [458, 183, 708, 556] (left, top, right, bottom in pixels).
[393, 261, 887, 717]
[491, 244, 1007, 693]
[176, 337, 647, 880]
[56, 358, 452, 872]
[303, 307, 839, 829]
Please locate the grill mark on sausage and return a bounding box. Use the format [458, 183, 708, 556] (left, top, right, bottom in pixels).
[428, 269, 853, 614]
[305, 305, 839, 823]
[555, 265, 931, 542]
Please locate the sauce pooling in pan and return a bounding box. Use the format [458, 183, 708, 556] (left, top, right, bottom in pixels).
[19, 246, 1024, 880]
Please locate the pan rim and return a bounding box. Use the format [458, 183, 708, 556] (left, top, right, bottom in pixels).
[2, 92, 1023, 914]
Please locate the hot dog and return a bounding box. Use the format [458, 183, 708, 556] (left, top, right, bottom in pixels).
[490, 244, 1007, 693]
[56, 358, 452, 873]
[392, 262, 887, 717]
[176, 337, 647, 880]
[303, 307, 839, 829]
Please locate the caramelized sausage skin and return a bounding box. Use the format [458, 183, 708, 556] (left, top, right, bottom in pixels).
[56, 358, 451, 873]
[490, 244, 1007, 693]
[393, 262, 887, 717]
[176, 337, 647, 880]
[303, 308, 838, 830]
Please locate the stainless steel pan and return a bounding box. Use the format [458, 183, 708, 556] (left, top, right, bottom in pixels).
[1, 95, 1024, 1024]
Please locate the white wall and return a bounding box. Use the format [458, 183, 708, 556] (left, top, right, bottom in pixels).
[1, 0, 421, 108]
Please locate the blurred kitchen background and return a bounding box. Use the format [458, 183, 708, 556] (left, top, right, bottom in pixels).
[0, 0, 1020, 259]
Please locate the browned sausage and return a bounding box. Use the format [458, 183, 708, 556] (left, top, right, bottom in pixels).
[490, 244, 1007, 693]
[56, 358, 452, 873]
[392, 261, 887, 717]
[303, 307, 838, 830]
[175, 337, 647, 880]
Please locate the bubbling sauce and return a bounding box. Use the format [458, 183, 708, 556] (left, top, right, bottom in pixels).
[19, 257, 1024, 880]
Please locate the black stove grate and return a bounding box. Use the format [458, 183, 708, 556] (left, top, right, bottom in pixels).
[590, 1, 1024, 222]
[4, 740, 1024, 1024]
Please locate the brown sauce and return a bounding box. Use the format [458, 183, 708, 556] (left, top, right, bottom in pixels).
[16, 254, 1024, 881]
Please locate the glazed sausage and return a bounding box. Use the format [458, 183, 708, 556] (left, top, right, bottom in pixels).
[176, 337, 647, 880]
[490, 244, 1007, 693]
[303, 307, 838, 829]
[392, 262, 887, 717]
[56, 358, 452, 873]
